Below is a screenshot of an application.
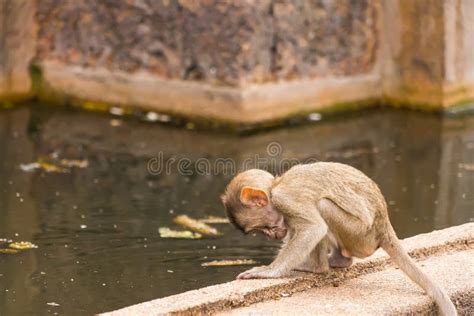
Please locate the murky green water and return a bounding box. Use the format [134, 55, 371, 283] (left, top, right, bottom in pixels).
[0, 104, 473, 315]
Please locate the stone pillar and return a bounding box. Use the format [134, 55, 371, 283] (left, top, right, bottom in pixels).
[381, 0, 474, 109]
[0, 0, 36, 100]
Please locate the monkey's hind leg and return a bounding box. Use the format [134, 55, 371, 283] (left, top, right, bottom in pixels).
[294, 236, 329, 274]
[329, 246, 353, 268]
[318, 198, 378, 259]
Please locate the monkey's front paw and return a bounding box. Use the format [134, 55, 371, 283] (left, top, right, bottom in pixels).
[237, 266, 283, 280]
[236, 266, 266, 279]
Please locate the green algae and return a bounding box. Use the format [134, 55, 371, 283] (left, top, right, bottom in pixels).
[0, 63, 468, 133]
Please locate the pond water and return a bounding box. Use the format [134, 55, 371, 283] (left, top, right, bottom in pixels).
[0, 104, 473, 315]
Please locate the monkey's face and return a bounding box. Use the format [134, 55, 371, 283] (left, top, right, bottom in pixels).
[222, 184, 288, 241]
[253, 208, 287, 241]
[236, 202, 288, 241]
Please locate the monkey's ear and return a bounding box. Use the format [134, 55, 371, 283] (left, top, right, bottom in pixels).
[240, 186, 268, 207]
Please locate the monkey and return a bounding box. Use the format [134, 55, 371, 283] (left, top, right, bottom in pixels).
[221, 162, 456, 316]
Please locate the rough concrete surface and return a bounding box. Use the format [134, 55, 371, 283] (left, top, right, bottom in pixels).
[101, 223, 473, 315]
[39, 62, 381, 124]
[224, 250, 474, 315]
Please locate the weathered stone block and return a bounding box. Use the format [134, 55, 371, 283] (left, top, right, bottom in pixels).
[271, 0, 377, 79]
[36, 0, 185, 77]
[179, 0, 274, 86]
[36, 0, 275, 86]
[36, 0, 378, 86]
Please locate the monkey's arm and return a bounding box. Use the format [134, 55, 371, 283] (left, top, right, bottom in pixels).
[271, 221, 327, 270]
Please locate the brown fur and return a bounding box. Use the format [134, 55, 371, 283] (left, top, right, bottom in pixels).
[222, 162, 457, 316]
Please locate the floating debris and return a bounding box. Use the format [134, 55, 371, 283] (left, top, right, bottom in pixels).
[19, 158, 88, 173]
[458, 163, 474, 171]
[159, 227, 202, 239]
[201, 259, 257, 267]
[174, 215, 222, 236]
[39, 161, 68, 173]
[109, 106, 125, 116]
[0, 238, 12, 244]
[198, 216, 230, 224]
[143, 112, 172, 123]
[0, 249, 19, 254]
[46, 302, 60, 307]
[185, 122, 195, 130]
[20, 161, 67, 173]
[9, 241, 38, 250]
[144, 112, 159, 122]
[307, 113, 322, 121]
[82, 101, 109, 112]
[19, 162, 41, 172]
[110, 119, 122, 127]
[59, 159, 89, 168]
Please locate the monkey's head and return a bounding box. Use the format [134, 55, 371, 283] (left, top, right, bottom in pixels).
[221, 169, 287, 241]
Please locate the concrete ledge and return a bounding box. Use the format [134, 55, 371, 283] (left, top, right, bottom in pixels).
[101, 223, 473, 315]
[227, 250, 473, 315]
[39, 62, 381, 124]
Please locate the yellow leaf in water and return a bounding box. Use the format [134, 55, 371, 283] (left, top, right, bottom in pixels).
[20, 158, 68, 173]
[159, 227, 202, 239]
[82, 101, 109, 112]
[174, 215, 222, 236]
[20, 157, 88, 173]
[59, 159, 89, 168]
[198, 216, 230, 224]
[201, 259, 257, 267]
[37, 160, 68, 173]
[9, 241, 38, 250]
[0, 248, 19, 254]
[458, 163, 474, 171]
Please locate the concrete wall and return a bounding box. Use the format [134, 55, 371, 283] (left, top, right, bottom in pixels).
[0, 0, 36, 100]
[1, 0, 474, 123]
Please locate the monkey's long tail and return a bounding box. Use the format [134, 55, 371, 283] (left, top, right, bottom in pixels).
[381, 231, 457, 316]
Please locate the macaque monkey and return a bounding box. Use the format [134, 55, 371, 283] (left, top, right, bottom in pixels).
[221, 162, 456, 315]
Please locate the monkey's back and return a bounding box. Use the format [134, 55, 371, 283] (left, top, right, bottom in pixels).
[273, 162, 388, 228]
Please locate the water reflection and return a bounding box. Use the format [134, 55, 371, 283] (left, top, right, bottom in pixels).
[0, 105, 472, 315]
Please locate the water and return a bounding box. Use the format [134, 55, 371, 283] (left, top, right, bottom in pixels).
[0, 104, 472, 315]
